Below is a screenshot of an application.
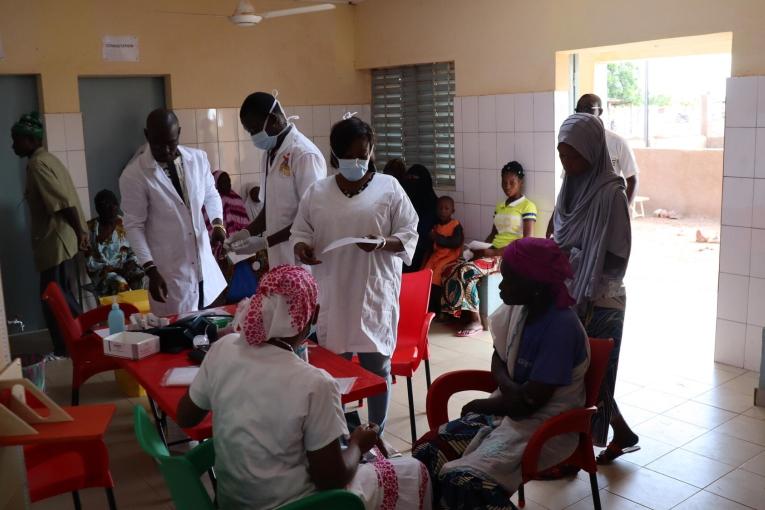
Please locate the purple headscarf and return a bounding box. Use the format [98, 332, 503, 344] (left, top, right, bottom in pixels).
[502, 237, 576, 309]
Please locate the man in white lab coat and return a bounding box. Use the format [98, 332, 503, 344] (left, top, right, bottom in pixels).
[120, 109, 227, 316]
[227, 92, 326, 266]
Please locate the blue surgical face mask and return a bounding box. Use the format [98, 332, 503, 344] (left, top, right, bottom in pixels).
[332, 148, 372, 182]
[337, 156, 369, 182]
[250, 98, 287, 151]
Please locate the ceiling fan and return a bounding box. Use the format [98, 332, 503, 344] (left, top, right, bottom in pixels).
[157, 1, 337, 27]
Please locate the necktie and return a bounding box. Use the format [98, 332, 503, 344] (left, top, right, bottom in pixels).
[166, 159, 184, 202]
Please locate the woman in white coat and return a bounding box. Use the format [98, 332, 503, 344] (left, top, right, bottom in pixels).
[120, 109, 227, 316]
[292, 116, 419, 431]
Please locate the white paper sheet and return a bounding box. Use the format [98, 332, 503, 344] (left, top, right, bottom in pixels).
[227, 251, 253, 266]
[467, 240, 493, 250]
[334, 377, 357, 395]
[161, 367, 199, 387]
[322, 237, 381, 254]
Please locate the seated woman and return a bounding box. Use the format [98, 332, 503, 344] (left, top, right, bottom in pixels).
[404, 164, 439, 273]
[442, 161, 536, 336]
[382, 158, 407, 184]
[421, 195, 464, 314]
[205, 170, 250, 264]
[85, 189, 144, 295]
[413, 238, 589, 510]
[177, 265, 431, 510]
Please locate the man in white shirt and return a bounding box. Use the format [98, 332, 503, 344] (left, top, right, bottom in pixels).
[575, 94, 639, 203]
[120, 109, 227, 315]
[228, 92, 326, 266]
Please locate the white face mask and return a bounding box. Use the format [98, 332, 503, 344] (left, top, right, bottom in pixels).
[337, 158, 369, 182]
[333, 150, 371, 182]
[250, 98, 288, 151]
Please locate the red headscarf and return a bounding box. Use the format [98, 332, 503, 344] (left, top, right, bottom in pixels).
[240, 265, 319, 346]
[502, 237, 576, 309]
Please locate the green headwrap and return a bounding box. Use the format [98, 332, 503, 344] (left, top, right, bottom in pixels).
[11, 112, 44, 140]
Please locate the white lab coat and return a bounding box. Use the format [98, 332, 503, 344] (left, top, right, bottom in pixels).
[262, 126, 326, 267]
[120, 144, 226, 316]
[291, 174, 419, 356]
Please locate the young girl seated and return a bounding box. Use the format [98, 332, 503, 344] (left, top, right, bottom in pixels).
[177, 265, 431, 510]
[441, 161, 537, 337]
[421, 196, 464, 314]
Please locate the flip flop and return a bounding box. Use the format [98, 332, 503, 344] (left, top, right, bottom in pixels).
[596, 443, 641, 465]
[456, 326, 482, 337]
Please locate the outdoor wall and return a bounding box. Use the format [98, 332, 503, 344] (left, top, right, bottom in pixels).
[354, 0, 765, 95]
[0, 0, 369, 113]
[633, 148, 723, 219]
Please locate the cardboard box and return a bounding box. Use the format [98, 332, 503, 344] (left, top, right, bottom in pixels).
[103, 332, 160, 360]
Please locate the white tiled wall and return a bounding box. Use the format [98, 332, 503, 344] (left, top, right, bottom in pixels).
[43, 105, 372, 219]
[716, 76, 765, 371]
[176, 104, 371, 198]
[44, 113, 91, 218]
[444, 91, 566, 240]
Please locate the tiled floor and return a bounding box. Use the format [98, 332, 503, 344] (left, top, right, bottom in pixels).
[29, 323, 764, 510]
[26, 218, 765, 509]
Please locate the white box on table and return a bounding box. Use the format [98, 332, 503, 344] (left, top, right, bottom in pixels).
[103, 331, 160, 360]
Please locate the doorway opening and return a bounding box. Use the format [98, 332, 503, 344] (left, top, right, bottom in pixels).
[0, 75, 44, 336]
[555, 32, 732, 381]
[78, 76, 167, 204]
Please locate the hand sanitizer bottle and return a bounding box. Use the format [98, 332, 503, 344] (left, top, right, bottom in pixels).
[108, 298, 126, 335]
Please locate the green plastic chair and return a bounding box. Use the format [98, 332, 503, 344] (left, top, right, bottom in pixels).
[132, 406, 364, 510]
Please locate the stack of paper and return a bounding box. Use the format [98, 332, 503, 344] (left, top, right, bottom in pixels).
[161, 367, 199, 386]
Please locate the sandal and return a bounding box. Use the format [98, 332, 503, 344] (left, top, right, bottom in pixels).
[456, 326, 483, 337]
[595, 443, 641, 465]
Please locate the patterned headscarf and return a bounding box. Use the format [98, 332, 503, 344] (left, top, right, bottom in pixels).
[237, 265, 318, 346]
[11, 112, 44, 140]
[502, 237, 576, 309]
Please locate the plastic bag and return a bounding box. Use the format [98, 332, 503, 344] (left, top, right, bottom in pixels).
[227, 261, 259, 303]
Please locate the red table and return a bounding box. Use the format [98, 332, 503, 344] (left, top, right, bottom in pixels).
[0, 403, 116, 446]
[113, 334, 386, 441]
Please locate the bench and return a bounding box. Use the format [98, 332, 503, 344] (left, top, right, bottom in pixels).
[631, 196, 649, 219]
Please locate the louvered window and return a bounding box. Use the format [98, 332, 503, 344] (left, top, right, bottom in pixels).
[371, 62, 456, 188]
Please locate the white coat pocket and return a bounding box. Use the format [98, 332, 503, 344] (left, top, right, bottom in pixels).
[360, 277, 396, 352]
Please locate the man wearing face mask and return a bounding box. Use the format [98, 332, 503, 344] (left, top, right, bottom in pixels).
[120, 109, 227, 316]
[228, 92, 326, 267]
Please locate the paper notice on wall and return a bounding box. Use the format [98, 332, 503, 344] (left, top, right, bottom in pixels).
[102, 36, 139, 62]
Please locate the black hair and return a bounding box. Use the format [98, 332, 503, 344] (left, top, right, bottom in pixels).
[94, 189, 118, 215]
[575, 94, 603, 115]
[501, 161, 525, 179]
[437, 195, 455, 206]
[240, 92, 284, 121]
[329, 117, 377, 172]
[383, 158, 406, 177]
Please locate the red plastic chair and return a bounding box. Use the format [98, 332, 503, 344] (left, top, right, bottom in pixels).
[42, 282, 138, 405]
[24, 440, 117, 509]
[421, 338, 614, 510]
[391, 269, 436, 444]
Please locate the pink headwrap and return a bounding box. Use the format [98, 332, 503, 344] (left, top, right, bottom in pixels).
[502, 238, 576, 309]
[238, 265, 319, 346]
